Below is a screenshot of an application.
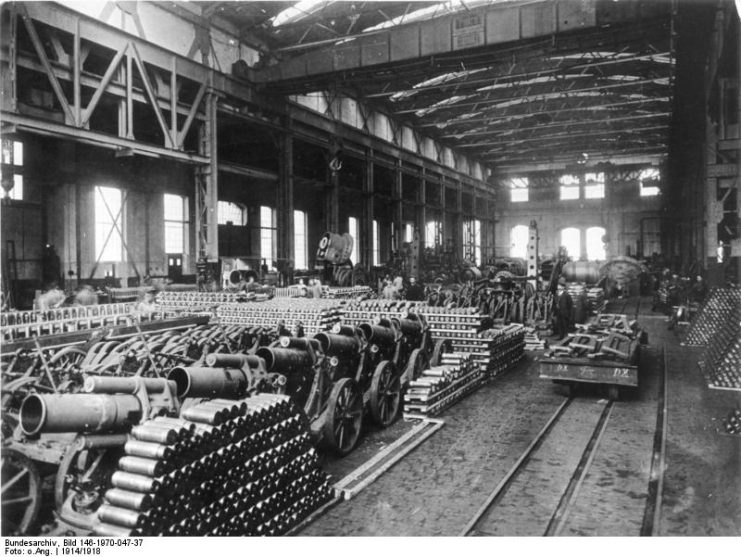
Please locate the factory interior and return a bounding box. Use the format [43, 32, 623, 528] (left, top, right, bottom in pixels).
[0, 0, 739, 540]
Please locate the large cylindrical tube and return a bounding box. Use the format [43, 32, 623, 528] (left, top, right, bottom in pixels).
[20, 394, 142, 436]
[167, 366, 248, 399]
[205, 353, 249, 369]
[314, 332, 360, 358]
[395, 317, 422, 338]
[358, 323, 396, 345]
[255, 347, 313, 374]
[279, 337, 320, 351]
[562, 261, 601, 284]
[83, 376, 176, 395]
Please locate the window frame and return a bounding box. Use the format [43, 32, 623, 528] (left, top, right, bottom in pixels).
[1, 139, 24, 200]
[217, 201, 246, 226]
[639, 168, 660, 197]
[163, 193, 189, 254]
[348, 216, 359, 264]
[260, 206, 277, 269]
[94, 185, 125, 263]
[508, 177, 529, 203]
[294, 209, 308, 270]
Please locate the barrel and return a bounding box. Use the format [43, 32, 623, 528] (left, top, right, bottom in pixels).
[561, 261, 601, 284]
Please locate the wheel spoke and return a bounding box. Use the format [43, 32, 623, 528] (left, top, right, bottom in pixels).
[338, 423, 345, 449]
[2, 468, 29, 494]
[2, 495, 33, 506]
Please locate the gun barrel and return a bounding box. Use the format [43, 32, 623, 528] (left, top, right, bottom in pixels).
[20, 393, 142, 436]
[167, 366, 248, 399]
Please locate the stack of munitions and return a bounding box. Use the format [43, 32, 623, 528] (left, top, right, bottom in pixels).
[586, 287, 606, 314]
[719, 407, 741, 436]
[479, 324, 526, 378]
[217, 298, 344, 336]
[683, 287, 741, 346]
[403, 353, 481, 418]
[156, 291, 242, 308]
[93, 394, 335, 536]
[324, 286, 374, 299]
[523, 327, 547, 351]
[697, 298, 741, 391]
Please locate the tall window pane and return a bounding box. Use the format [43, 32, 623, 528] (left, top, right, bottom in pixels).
[404, 223, 414, 243]
[218, 201, 245, 225]
[164, 194, 187, 253]
[559, 174, 580, 200]
[425, 220, 440, 248]
[639, 168, 660, 196]
[561, 227, 581, 260]
[510, 225, 529, 259]
[348, 217, 359, 264]
[260, 206, 276, 268]
[95, 186, 123, 262]
[294, 210, 308, 269]
[584, 172, 605, 199]
[509, 177, 529, 203]
[373, 220, 380, 266]
[586, 227, 607, 261]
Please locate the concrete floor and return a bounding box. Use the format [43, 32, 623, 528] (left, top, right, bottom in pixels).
[300, 298, 741, 536]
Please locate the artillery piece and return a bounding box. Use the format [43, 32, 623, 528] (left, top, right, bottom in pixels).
[3, 376, 180, 536]
[167, 313, 431, 457]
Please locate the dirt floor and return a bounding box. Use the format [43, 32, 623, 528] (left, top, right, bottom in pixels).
[300, 297, 741, 536]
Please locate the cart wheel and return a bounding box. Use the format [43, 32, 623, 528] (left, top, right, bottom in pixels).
[430, 339, 452, 367]
[403, 348, 430, 383]
[48, 346, 87, 373]
[369, 361, 401, 427]
[323, 378, 363, 456]
[607, 385, 620, 401]
[55, 441, 122, 516]
[1, 448, 42, 536]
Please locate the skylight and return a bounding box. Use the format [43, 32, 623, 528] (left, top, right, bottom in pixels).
[363, 0, 503, 32]
[272, 0, 335, 27]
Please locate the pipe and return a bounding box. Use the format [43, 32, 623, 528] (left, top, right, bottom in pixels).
[167, 366, 248, 399]
[20, 393, 142, 436]
[83, 376, 176, 395]
[205, 353, 250, 368]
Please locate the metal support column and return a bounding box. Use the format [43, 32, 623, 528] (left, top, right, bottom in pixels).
[362, 153, 374, 267]
[3, 5, 18, 112]
[278, 131, 294, 280]
[195, 92, 218, 262]
[393, 163, 402, 255]
[325, 138, 340, 233]
[455, 185, 463, 260]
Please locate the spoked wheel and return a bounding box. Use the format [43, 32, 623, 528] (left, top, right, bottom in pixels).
[430, 338, 453, 367]
[48, 346, 87, 373]
[55, 440, 123, 521]
[403, 348, 430, 384]
[323, 378, 363, 456]
[1, 449, 42, 536]
[369, 361, 401, 428]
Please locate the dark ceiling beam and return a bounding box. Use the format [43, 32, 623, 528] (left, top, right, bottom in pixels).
[442, 112, 672, 139]
[255, 1, 670, 83]
[393, 78, 670, 116]
[423, 97, 671, 130]
[486, 147, 667, 166]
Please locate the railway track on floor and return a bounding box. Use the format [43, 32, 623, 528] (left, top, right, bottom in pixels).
[460, 345, 667, 537]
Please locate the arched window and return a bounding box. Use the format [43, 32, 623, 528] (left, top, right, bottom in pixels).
[510, 225, 529, 258]
[561, 227, 581, 260]
[586, 227, 607, 261]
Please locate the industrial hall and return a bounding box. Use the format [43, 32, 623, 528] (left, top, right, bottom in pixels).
[0, 0, 739, 539]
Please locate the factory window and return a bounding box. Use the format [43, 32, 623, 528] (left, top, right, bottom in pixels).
[348, 217, 359, 264]
[510, 225, 529, 259]
[373, 220, 381, 266]
[584, 172, 605, 199]
[293, 210, 308, 270]
[260, 206, 276, 269]
[163, 194, 188, 254]
[560, 227, 581, 260]
[463, 219, 482, 266]
[217, 201, 246, 225]
[509, 177, 529, 203]
[559, 174, 580, 200]
[425, 220, 441, 248]
[404, 223, 414, 243]
[586, 227, 607, 261]
[639, 168, 660, 196]
[1, 139, 23, 200]
[94, 186, 124, 262]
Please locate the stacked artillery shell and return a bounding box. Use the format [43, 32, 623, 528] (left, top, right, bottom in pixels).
[403, 353, 482, 418]
[586, 287, 606, 314]
[697, 295, 741, 392]
[324, 286, 374, 299]
[683, 287, 741, 346]
[94, 394, 335, 537]
[523, 327, 547, 351]
[217, 298, 345, 336]
[478, 324, 526, 379]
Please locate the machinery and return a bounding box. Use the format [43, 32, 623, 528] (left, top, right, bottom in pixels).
[315, 232, 360, 287]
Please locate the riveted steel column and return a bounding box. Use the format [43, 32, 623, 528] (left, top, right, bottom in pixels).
[195, 92, 218, 262]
